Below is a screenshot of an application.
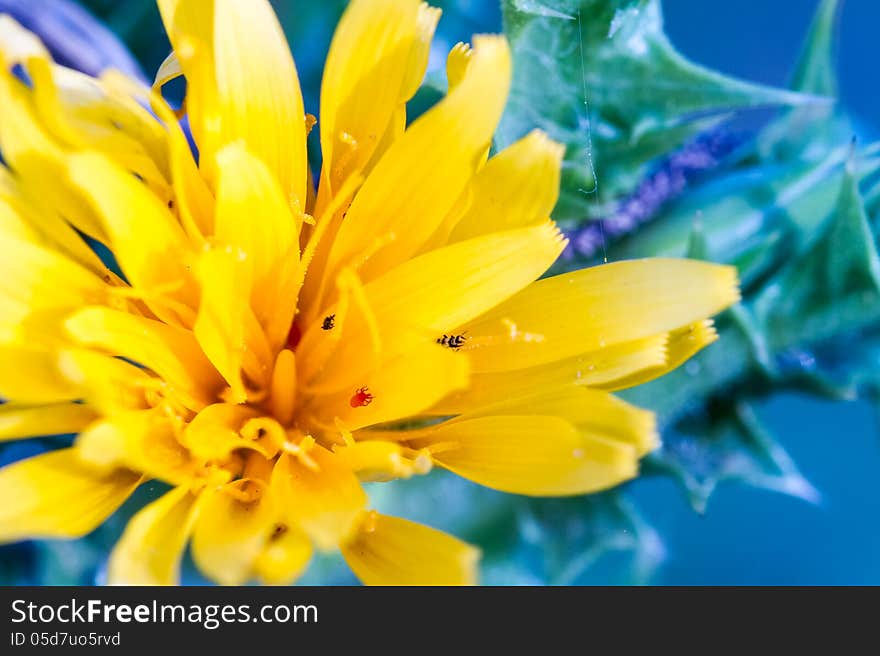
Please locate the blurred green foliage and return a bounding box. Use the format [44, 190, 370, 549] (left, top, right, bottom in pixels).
[607, 0, 880, 515]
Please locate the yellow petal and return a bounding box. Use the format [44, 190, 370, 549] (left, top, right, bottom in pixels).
[408, 415, 639, 496]
[0, 31, 108, 242]
[318, 0, 438, 196]
[0, 18, 170, 190]
[268, 349, 297, 427]
[0, 181, 40, 243]
[432, 322, 719, 410]
[342, 512, 479, 585]
[0, 231, 107, 336]
[158, 0, 308, 205]
[191, 481, 275, 585]
[333, 440, 432, 483]
[575, 334, 672, 390]
[154, 51, 183, 89]
[0, 162, 106, 273]
[0, 448, 140, 543]
[448, 130, 564, 242]
[603, 320, 719, 391]
[430, 333, 668, 414]
[213, 142, 301, 351]
[321, 35, 511, 286]
[65, 307, 222, 410]
[298, 268, 381, 392]
[154, 0, 213, 144]
[0, 345, 79, 403]
[313, 342, 470, 431]
[181, 403, 265, 461]
[665, 319, 719, 373]
[193, 246, 256, 401]
[57, 348, 152, 414]
[76, 409, 197, 485]
[253, 526, 313, 585]
[445, 42, 471, 93]
[454, 387, 658, 457]
[462, 258, 739, 372]
[400, 4, 442, 99]
[301, 223, 565, 391]
[367, 222, 565, 335]
[271, 449, 366, 550]
[66, 151, 198, 326]
[108, 485, 199, 585]
[214, 141, 300, 269]
[47, 67, 171, 193]
[0, 402, 96, 442]
[101, 69, 214, 241]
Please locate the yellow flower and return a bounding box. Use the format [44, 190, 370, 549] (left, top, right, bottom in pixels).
[0, 0, 739, 586]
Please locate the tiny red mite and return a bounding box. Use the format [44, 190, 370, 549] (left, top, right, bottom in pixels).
[350, 386, 374, 408]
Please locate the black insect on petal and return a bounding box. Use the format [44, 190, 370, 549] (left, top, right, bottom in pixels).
[437, 333, 466, 349]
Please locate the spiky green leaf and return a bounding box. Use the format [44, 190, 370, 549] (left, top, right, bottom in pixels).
[755, 159, 880, 347]
[497, 0, 823, 220]
[645, 404, 818, 514]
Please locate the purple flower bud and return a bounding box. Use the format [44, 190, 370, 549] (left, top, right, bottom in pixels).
[562, 130, 746, 262]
